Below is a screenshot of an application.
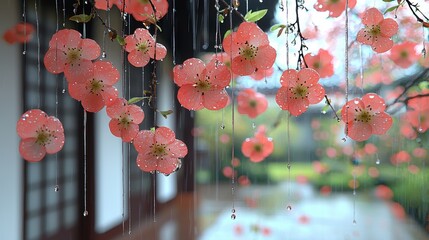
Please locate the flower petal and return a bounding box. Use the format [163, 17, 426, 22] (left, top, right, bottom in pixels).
[44, 48, 67, 74]
[362, 8, 383, 25]
[203, 89, 229, 110]
[106, 98, 127, 118]
[348, 121, 372, 141]
[370, 112, 392, 135]
[173, 58, 206, 86]
[81, 93, 105, 112]
[17, 109, 47, 139]
[307, 84, 325, 104]
[128, 105, 145, 124]
[251, 45, 276, 71]
[372, 36, 393, 53]
[19, 138, 46, 162]
[298, 68, 320, 84]
[380, 18, 398, 37]
[279, 69, 298, 87]
[133, 130, 155, 153]
[155, 127, 176, 145]
[120, 122, 139, 142]
[168, 139, 188, 158]
[128, 49, 151, 67]
[64, 59, 94, 83]
[177, 85, 204, 110]
[80, 38, 101, 60]
[156, 157, 181, 175]
[93, 61, 120, 85]
[136, 153, 158, 173]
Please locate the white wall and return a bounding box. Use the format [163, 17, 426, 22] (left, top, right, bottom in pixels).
[0, 1, 23, 240]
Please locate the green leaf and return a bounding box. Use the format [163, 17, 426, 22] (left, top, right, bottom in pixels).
[270, 23, 286, 32]
[127, 97, 146, 105]
[244, 9, 268, 22]
[418, 81, 429, 90]
[69, 14, 93, 23]
[116, 35, 126, 46]
[150, 127, 156, 132]
[159, 110, 174, 119]
[218, 14, 224, 23]
[321, 104, 330, 114]
[224, 29, 232, 39]
[384, 5, 399, 14]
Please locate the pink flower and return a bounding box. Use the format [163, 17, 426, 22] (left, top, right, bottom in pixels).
[314, 0, 356, 18]
[304, 49, 334, 78]
[124, 28, 167, 67]
[95, 0, 130, 12]
[390, 151, 411, 165]
[106, 98, 144, 142]
[388, 41, 419, 68]
[44, 29, 101, 82]
[128, 0, 169, 23]
[173, 58, 231, 110]
[356, 8, 398, 53]
[405, 91, 429, 133]
[223, 22, 276, 76]
[16, 109, 65, 162]
[133, 127, 188, 175]
[3, 23, 34, 44]
[275, 68, 325, 116]
[341, 93, 392, 142]
[68, 61, 119, 112]
[241, 125, 274, 162]
[237, 88, 268, 118]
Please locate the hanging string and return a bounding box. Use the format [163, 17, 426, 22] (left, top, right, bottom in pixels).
[202, 0, 209, 49]
[22, 0, 27, 55]
[83, 111, 88, 216]
[344, 0, 349, 138]
[359, 44, 364, 95]
[229, 0, 236, 220]
[127, 12, 132, 235]
[82, 2, 89, 217]
[35, 0, 41, 108]
[172, 0, 176, 65]
[192, 0, 197, 52]
[62, 0, 66, 27]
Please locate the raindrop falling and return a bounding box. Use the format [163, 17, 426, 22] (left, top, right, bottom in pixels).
[83, 210, 89, 216]
[54, 185, 59, 192]
[286, 205, 292, 211]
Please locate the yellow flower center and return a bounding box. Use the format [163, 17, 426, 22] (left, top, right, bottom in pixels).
[239, 41, 258, 60]
[66, 47, 82, 65]
[369, 25, 381, 37]
[355, 109, 373, 123]
[195, 79, 211, 92]
[89, 79, 104, 94]
[249, 99, 257, 108]
[400, 50, 408, 58]
[151, 143, 168, 158]
[253, 144, 262, 153]
[292, 84, 308, 99]
[35, 127, 53, 146]
[118, 114, 131, 128]
[137, 41, 149, 53]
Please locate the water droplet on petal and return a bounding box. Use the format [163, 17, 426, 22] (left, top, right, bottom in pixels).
[83, 210, 89, 216]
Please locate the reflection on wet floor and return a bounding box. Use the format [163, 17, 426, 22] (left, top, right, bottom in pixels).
[198, 183, 429, 240]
